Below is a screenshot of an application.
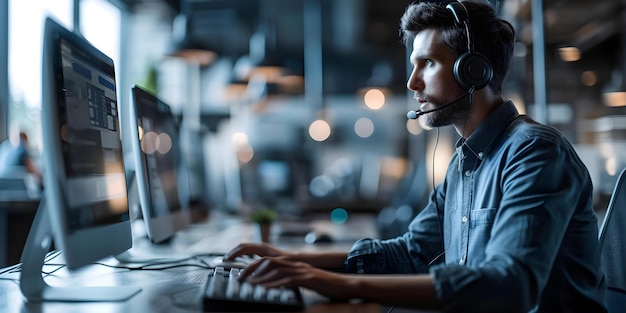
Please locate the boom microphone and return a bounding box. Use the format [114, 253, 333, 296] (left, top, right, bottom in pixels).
[407, 87, 474, 119]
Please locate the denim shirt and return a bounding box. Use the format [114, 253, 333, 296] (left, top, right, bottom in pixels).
[345, 101, 607, 312]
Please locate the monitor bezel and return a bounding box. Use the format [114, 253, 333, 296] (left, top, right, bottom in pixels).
[40, 17, 133, 270]
[126, 84, 192, 243]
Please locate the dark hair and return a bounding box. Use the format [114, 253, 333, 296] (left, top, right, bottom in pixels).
[400, 0, 515, 93]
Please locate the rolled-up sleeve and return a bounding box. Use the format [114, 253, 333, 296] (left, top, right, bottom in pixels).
[429, 257, 532, 312]
[345, 194, 446, 274]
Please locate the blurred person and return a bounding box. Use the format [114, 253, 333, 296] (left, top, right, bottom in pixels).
[0, 131, 43, 182]
[224, 1, 607, 312]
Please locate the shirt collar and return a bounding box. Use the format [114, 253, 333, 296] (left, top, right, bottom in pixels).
[455, 100, 520, 159]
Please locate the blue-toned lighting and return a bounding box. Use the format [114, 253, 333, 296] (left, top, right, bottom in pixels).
[330, 208, 348, 224]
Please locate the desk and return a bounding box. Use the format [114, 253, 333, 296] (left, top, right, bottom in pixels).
[0, 261, 405, 313]
[0, 215, 436, 313]
[0, 198, 39, 268]
[0, 174, 42, 267]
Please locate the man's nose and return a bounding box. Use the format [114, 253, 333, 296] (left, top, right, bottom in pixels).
[406, 69, 424, 92]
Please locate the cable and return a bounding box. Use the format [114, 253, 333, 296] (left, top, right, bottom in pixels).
[0, 252, 219, 284]
[94, 261, 213, 271]
[0, 250, 66, 283]
[427, 88, 475, 268]
[0, 263, 21, 275]
[427, 128, 447, 268]
[2, 249, 65, 274]
[3, 250, 224, 279]
[93, 253, 227, 271]
[41, 264, 66, 276]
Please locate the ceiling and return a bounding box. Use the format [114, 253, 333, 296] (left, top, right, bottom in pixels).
[516, 0, 622, 49]
[118, 0, 626, 96]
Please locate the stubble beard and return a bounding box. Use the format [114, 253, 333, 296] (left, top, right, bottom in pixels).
[421, 96, 471, 128]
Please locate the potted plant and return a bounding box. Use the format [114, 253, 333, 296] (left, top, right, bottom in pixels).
[250, 207, 277, 243]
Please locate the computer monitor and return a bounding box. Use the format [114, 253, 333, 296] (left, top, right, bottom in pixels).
[19, 17, 140, 302]
[124, 85, 192, 244]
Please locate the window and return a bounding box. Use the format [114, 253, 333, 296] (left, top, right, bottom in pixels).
[8, 0, 72, 145]
[80, 0, 121, 68]
[7, 0, 121, 153]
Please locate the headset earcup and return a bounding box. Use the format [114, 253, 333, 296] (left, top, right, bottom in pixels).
[453, 52, 493, 90]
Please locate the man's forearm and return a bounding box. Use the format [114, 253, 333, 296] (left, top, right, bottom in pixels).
[354, 274, 441, 309]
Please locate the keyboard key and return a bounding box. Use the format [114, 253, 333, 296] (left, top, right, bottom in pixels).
[206, 267, 226, 297]
[200, 267, 304, 312]
[253, 285, 267, 301]
[239, 282, 254, 301]
[280, 288, 298, 304]
[225, 268, 240, 298]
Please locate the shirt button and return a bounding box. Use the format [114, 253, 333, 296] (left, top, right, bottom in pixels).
[462, 216, 468, 223]
[478, 152, 484, 159]
[465, 170, 471, 177]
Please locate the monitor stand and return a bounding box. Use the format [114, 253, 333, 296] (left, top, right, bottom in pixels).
[114, 174, 192, 264]
[19, 196, 142, 302]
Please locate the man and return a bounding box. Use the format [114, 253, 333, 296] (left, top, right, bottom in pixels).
[0, 131, 42, 181]
[225, 1, 607, 312]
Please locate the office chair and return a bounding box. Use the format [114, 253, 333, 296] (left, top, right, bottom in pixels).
[598, 167, 626, 313]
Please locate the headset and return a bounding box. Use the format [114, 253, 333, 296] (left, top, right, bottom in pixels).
[446, 1, 493, 90]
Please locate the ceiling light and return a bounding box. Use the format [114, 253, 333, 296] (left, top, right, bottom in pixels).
[247, 26, 285, 82]
[603, 69, 626, 107]
[604, 92, 626, 107]
[558, 46, 581, 62]
[166, 4, 218, 66]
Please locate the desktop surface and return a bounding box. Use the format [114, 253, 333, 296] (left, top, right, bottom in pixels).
[0, 214, 439, 313]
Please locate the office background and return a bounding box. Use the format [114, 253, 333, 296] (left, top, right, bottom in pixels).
[1, 0, 626, 242]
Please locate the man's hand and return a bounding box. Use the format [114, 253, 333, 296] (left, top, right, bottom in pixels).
[224, 242, 291, 261]
[238, 256, 356, 300]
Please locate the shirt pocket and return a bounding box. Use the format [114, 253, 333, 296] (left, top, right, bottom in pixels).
[470, 207, 497, 227]
[469, 208, 497, 254]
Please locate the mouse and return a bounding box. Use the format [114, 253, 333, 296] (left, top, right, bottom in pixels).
[304, 230, 334, 244]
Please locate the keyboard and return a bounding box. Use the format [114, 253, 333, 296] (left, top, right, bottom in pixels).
[201, 266, 304, 312]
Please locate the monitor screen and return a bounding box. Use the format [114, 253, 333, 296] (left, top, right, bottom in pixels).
[43, 17, 131, 266]
[126, 85, 192, 243]
[19, 17, 140, 302]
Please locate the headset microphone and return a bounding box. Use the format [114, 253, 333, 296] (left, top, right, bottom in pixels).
[406, 110, 420, 120]
[406, 86, 474, 119]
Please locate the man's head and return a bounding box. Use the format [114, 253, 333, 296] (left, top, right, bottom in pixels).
[19, 132, 29, 143]
[400, 0, 515, 94]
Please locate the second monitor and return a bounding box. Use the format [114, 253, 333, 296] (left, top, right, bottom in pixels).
[125, 85, 193, 244]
